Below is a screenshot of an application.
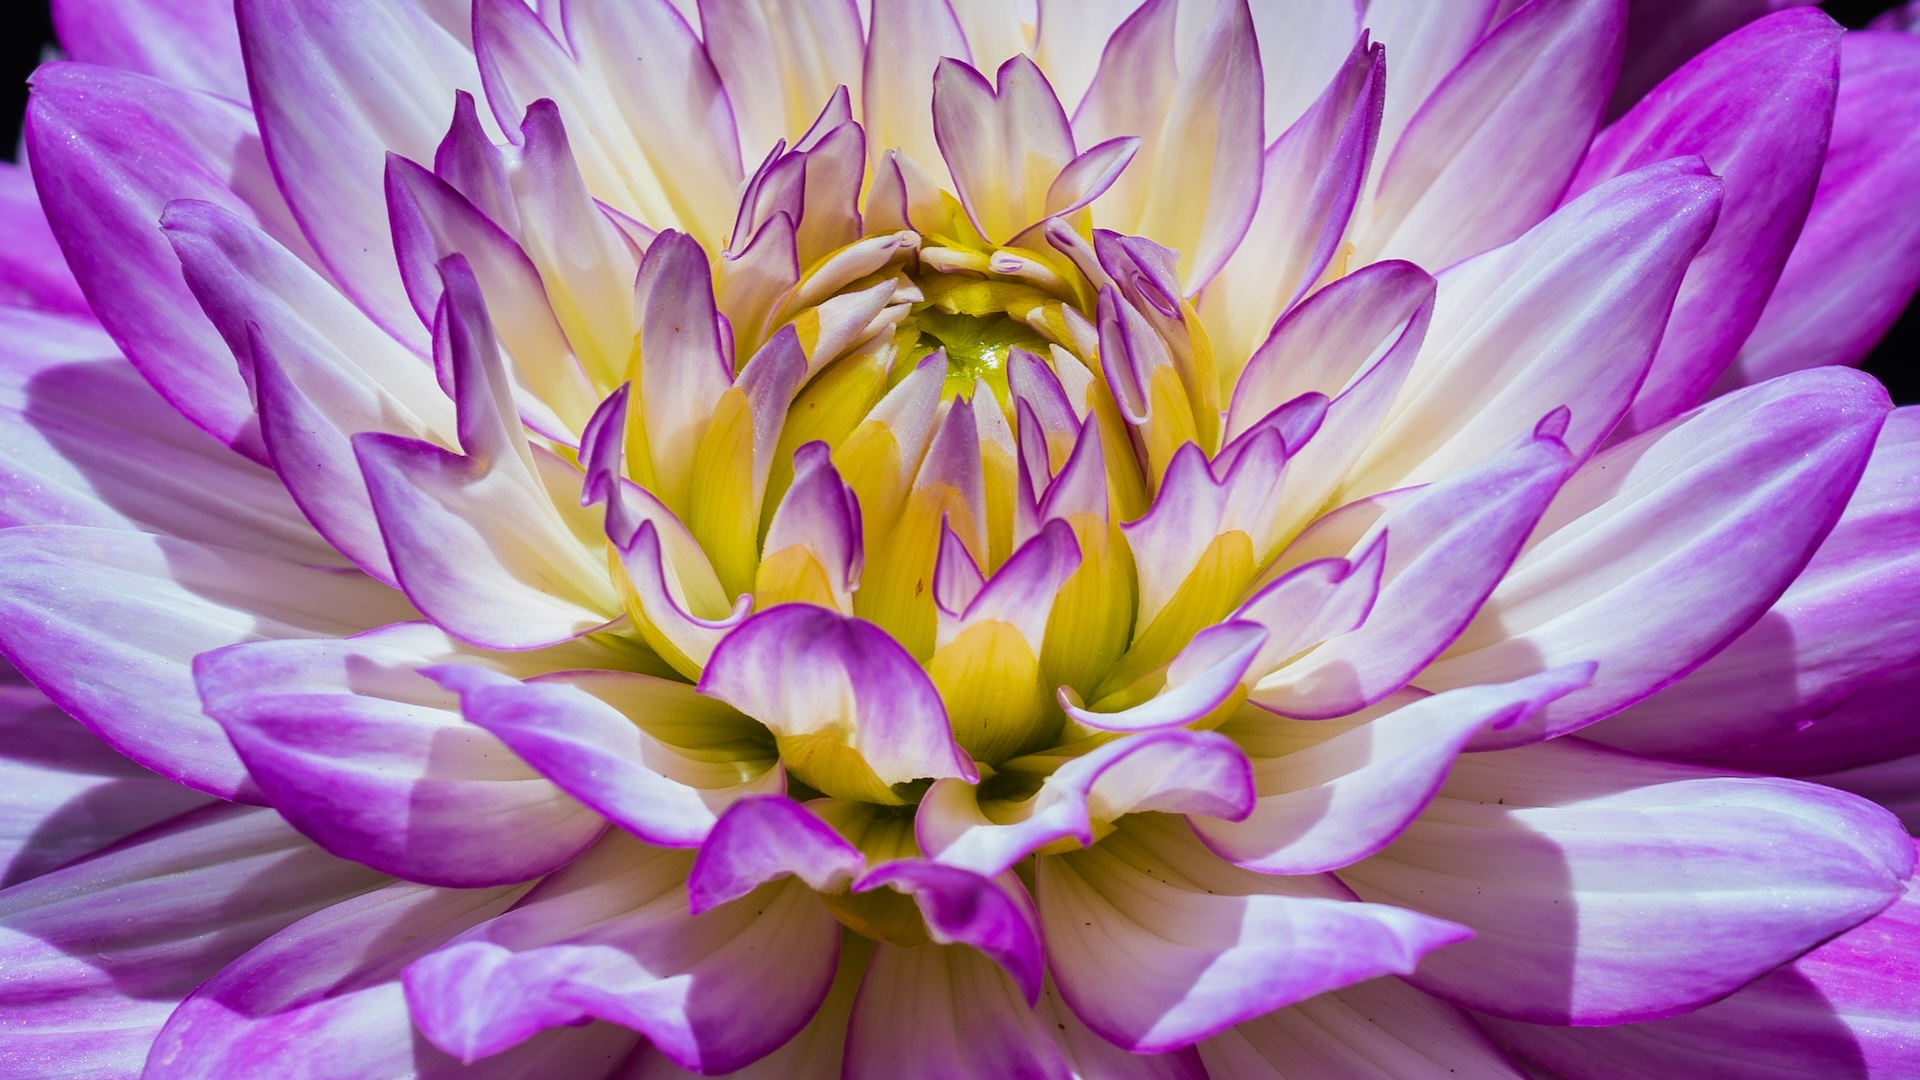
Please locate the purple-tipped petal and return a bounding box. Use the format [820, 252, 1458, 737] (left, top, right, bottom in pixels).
[1201, 39, 1388, 373]
[1046, 135, 1141, 220]
[1608, 0, 1819, 119]
[938, 518, 1081, 654]
[1200, 668, 1593, 876]
[1255, 427, 1574, 720]
[855, 860, 1044, 1003]
[761, 441, 865, 613]
[1722, 30, 1920, 388]
[933, 55, 1078, 244]
[635, 231, 736, 517]
[431, 665, 781, 852]
[0, 805, 389, 1077]
[1344, 156, 1721, 497]
[162, 197, 457, 584]
[1480, 842, 1920, 1077]
[1359, 0, 1624, 271]
[1430, 367, 1891, 749]
[354, 259, 621, 650]
[1573, 8, 1843, 436]
[1200, 975, 1527, 1080]
[25, 62, 316, 460]
[1340, 737, 1915, 1025]
[1589, 406, 1920, 761]
[1040, 814, 1471, 1053]
[698, 604, 975, 797]
[863, 0, 970, 188]
[238, 0, 480, 342]
[0, 526, 413, 801]
[687, 796, 864, 914]
[1067, 621, 1267, 733]
[147, 879, 642, 1079]
[1705, 661, 1920, 778]
[920, 728, 1257, 879]
[403, 831, 839, 1074]
[195, 625, 608, 888]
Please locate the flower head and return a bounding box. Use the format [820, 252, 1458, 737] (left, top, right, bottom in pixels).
[3, 0, 1920, 1076]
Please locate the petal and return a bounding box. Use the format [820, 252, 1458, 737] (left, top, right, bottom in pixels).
[1427, 367, 1891, 749]
[1253, 424, 1574, 720]
[0, 164, 88, 315]
[687, 796, 864, 912]
[933, 55, 1078, 245]
[1480, 847, 1920, 1078]
[434, 665, 782, 851]
[51, 0, 248, 99]
[1199, 975, 1527, 1080]
[634, 231, 736, 518]
[24, 62, 315, 459]
[0, 306, 340, 567]
[701, 0, 865, 158]
[0, 683, 213, 888]
[845, 942, 1070, 1080]
[355, 259, 621, 650]
[0, 525, 414, 801]
[0, 805, 388, 1077]
[854, 860, 1044, 1003]
[1200, 38, 1386, 369]
[1341, 156, 1722, 498]
[1722, 30, 1920, 388]
[147, 880, 642, 1080]
[699, 604, 975, 804]
[1197, 668, 1593, 876]
[194, 624, 610, 888]
[238, 0, 481, 342]
[1339, 738, 1915, 1025]
[1608, 0, 1819, 117]
[862, 0, 969, 189]
[1588, 406, 1920, 761]
[1699, 660, 1920, 779]
[403, 831, 840, 1074]
[1356, 0, 1624, 271]
[1040, 814, 1470, 1053]
[759, 441, 864, 614]
[920, 728, 1257, 879]
[1361, 0, 1500, 170]
[161, 197, 457, 584]
[1572, 8, 1843, 436]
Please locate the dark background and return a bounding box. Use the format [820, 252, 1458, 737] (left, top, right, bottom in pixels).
[0, 0, 1912, 403]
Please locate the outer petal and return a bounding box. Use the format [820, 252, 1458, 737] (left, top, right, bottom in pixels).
[1588, 406, 1920, 760]
[0, 683, 212, 888]
[1479, 842, 1920, 1080]
[403, 831, 840, 1075]
[1608, 0, 1818, 118]
[1722, 30, 1920, 387]
[1339, 738, 1915, 1025]
[51, 0, 248, 100]
[0, 806, 388, 1078]
[862, 0, 969, 188]
[194, 624, 610, 888]
[1356, 0, 1624, 271]
[238, 0, 481, 342]
[435, 666, 783, 850]
[0, 526, 414, 802]
[1571, 8, 1843, 436]
[1341, 157, 1721, 498]
[24, 62, 316, 459]
[1198, 668, 1592, 876]
[0, 165, 87, 315]
[1426, 367, 1890, 749]
[854, 860, 1044, 1003]
[147, 880, 641, 1080]
[698, 604, 975, 803]
[700, 0, 865, 157]
[1040, 814, 1471, 1053]
[0, 306, 339, 568]
[1699, 661, 1920, 779]
[1200, 975, 1527, 1080]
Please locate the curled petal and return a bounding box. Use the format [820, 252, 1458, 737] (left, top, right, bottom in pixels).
[688, 795, 865, 913]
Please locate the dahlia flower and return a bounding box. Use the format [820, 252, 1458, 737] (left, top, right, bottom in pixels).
[3, 0, 1920, 1075]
